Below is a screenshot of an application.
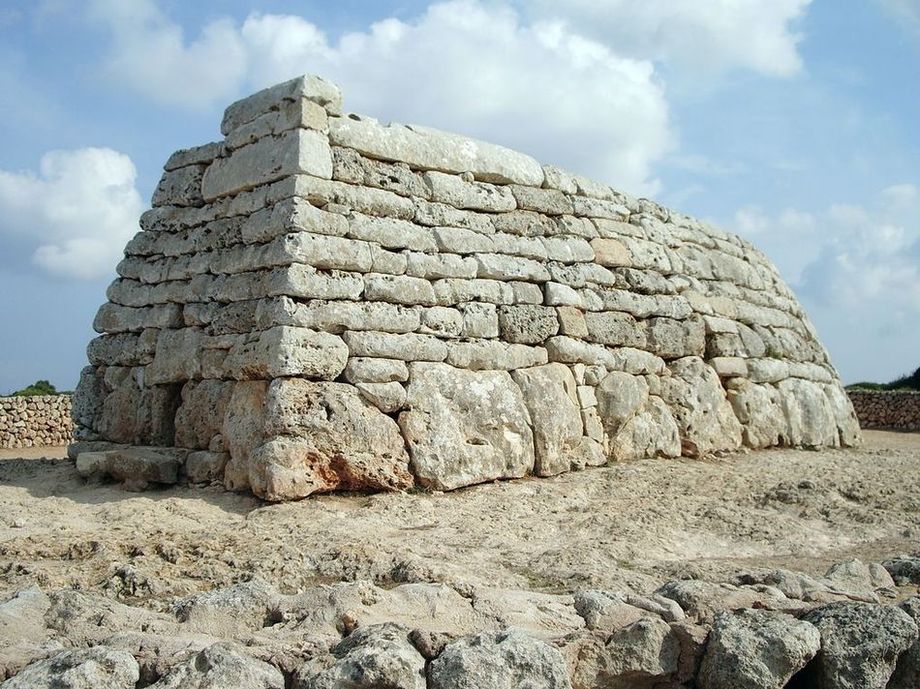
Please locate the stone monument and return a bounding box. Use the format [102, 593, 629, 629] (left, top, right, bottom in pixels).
[70, 74, 861, 500]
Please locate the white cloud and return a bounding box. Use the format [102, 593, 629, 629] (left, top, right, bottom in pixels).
[87, 0, 672, 194]
[0, 148, 143, 281]
[526, 0, 812, 77]
[731, 185, 920, 383]
[878, 0, 920, 37]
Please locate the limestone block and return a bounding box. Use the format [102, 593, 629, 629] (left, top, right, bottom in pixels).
[584, 311, 646, 348]
[544, 282, 584, 308]
[87, 331, 157, 367]
[343, 331, 448, 361]
[433, 278, 515, 306]
[423, 171, 516, 212]
[661, 356, 743, 457]
[498, 305, 559, 344]
[344, 357, 410, 384]
[822, 383, 861, 447]
[511, 281, 544, 305]
[146, 328, 203, 384]
[494, 210, 557, 237]
[556, 306, 588, 338]
[459, 303, 499, 338]
[364, 273, 437, 306]
[241, 197, 349, 244]
[405, 252, 478, 280]
[726, 379, 787, 449]
[202, 128, 333, 201]
[475, 253, 551, 282]
[490, 232, 548, 260]
[332, 146, 431, 199]
[398, 363, 535, 490]
[347, 213, 437, 252]
[776, 378, 839, 448]
[645, 316, 706, 359]
[595, 290, 693, 319]
[271, 299, 421, 334]
[249, 379, 413, 500]
[542, 164, 578, 194]
[709, 356, 749, 378]
[591, 238, 633, 269]
[221, 381, 268, 492]
[571, 196, 630, 220]
[553, 215, 598, 239]
[290, 174, 417, 220]
[419, 307, 464, 338]
[223, 326, 348, 380]
[593, 218, 647, 239]
[746, 358, 790, 383]
[356, 381, 408, 413]
[414, 200, 496, 233]
[541, 236, 594, 263]
[94, 303, 182, 334]
[173, 380, 233, 450]
[72, 367, 105, 429]
[151, 165, 205, 208]
[433, 227, 496, 254]
[76, 447, 182, 485]
[164, 141, 222, 171]
[329, 115, 544, 185]
[282, 265, 365, 301]
[511, 185, 574, 215]
[221, 74, 343, 134]
[512, 364, 586, 476]
[285, 232, 375, 272]
[185, 451, 230, 483]
[446, 341, 548, 371]
[225, 97, 328, 151]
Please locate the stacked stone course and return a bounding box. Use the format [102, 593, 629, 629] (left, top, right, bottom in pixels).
[848, 390, 920, 431]
[71, 74, 861, 500]
[0, 395, 73, 448]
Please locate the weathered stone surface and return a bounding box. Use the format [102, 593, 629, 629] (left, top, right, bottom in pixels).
[149, 642, 284, 689]
[802, 601, 918, 689]
[571, 617, 679, 689]
[223, 327, 348, 381]
[248, 379, 413, 500]
[399, 363, 534, 490]
[511, 364, 585, 476]
[222, 74, 343, 133]
[329, 115, 544, 185]
[344, 357, 409, 384]
[595, 372, 680, 461]
[76, 447, 182, 486]
[661, 357, 743, 456]
[296, 623, 425, 689]
[497, 305, 559, 344]
[890, 597, 920, 689]
[429, 631, 571, 689]
[2, 647, 139, 689]
[697, 609, 820, 689]
[202, 128, 332, 201]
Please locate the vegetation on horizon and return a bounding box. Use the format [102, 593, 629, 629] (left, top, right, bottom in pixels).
[6, 380, 62, 397]
[847, 366, 920, 391]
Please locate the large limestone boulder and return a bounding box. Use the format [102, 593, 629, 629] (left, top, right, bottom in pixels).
[1, 647, 139, 689]
[595, 372, 680, 461]
[697, 609, 820, 689]
[802, 601, 918, 689]
[294, 623, 426, 689]
[399, 363, 534, 490]
[148, 642, 284, 689]
[248, 379, 413, 500]
[428, 630, 571, 689]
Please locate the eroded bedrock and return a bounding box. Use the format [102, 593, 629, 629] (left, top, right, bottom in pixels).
[70, 74, 861, 500]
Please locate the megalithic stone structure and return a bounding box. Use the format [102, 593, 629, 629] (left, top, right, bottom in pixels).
[70, 74, 861, 500]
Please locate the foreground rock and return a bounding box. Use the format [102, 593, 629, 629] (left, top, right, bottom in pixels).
[802, 601, 918, 689]
[0, 647, 139, 689]
[697, 609, 820, 689]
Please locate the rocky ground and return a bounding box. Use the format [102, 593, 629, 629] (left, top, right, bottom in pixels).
[0, 430, 918, 687]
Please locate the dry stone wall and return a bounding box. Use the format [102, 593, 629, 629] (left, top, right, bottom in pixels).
[71, 74, 861, 500]
[0, 395, 73, 448]
[849, 391, 920, 431]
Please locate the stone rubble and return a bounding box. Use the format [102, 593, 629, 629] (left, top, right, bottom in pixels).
[71, 74, 862, 500]
[1, 558, 917, 688]
[0, 395, 72, 449]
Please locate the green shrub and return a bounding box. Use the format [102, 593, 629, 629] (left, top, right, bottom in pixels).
[10, 380, 59, 397]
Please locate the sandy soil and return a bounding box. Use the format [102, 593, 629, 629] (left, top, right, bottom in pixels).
[0, 431, 918, 610]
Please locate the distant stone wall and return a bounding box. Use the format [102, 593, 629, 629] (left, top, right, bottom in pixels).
[0, 395, 73, 448]
[848, 391, 920, 431]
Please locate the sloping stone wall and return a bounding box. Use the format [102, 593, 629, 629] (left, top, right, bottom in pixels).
[849, 390, 920, 431]
[71, 75, 860, 500]
[0, 395, 73, 448]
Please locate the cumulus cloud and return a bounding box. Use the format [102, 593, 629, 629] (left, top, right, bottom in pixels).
[732, 185, 920, 382]
[87, 0, 671, 194]
[878, 0, 920, 37]
[0, 148, 143, 281]
[525, 0, 812, 76]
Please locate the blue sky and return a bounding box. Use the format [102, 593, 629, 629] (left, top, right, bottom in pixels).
[0, 0, 918, 392]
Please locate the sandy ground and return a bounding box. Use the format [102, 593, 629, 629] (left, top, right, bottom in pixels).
[0, 431, 918, 610]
